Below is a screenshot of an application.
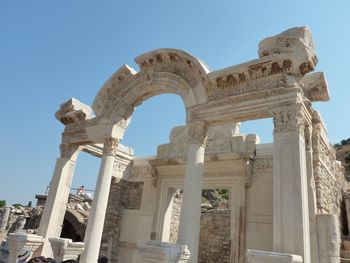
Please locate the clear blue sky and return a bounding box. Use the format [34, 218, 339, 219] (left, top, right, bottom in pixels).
[1, 0, 349, 205]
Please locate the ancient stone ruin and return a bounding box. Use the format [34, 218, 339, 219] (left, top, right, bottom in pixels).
[1, 26, 350, 263]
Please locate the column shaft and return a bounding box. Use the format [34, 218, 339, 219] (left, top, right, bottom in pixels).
[177, 121, 207, 263]
[80, 138, 118, 263]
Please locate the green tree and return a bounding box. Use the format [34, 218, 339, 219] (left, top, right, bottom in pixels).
[0, 200, 6, 207]
[27, 201, 32, 207]
[12, 203, 23, 208]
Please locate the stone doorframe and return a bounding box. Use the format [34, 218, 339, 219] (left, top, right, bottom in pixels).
[152, 173, 245, 263]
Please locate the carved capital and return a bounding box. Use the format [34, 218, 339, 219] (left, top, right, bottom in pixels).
[187, 121, 208, 146]
[103, 137, 120, 156]
[60, 143, 80, 159]
[270, 104, 306, 135]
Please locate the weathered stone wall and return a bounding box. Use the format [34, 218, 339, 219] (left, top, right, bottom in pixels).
[169, 192, 231, 263]
[198, 209, 231, 263]
[313, 118, 346, 216]
[99, 178, 143, 262]
[169, 190, 182, 243]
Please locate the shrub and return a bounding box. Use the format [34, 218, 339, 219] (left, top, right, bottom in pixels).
[0, 200, 6, 207]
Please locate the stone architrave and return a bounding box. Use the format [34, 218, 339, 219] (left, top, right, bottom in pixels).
[138, 240, 190, 263]
[270, 103, 311, 263]
[80, 137, 119, 263]
[177, 121, 207, 263]
[246, 249, 302, 263]
[35, 143, 81, 257]
[6, 233, 44, 263]
[49, 238, 85, 262]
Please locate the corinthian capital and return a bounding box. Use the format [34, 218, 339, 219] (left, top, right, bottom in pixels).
[270, 104, 307, 135]
[187, 121, 208, 146]
[103, 137, 120, 156]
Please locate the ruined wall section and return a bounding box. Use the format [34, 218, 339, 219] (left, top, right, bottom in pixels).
[99, 178, 143, 262]
[312, 112, 346, 216]
[169, 192, 231, 263]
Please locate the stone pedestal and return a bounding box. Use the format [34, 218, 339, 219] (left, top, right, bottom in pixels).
[49, 238, 85, 262]
[138, 240, 190, 263]
[246, 249, 303, 263]
[36, 144, 81, 256]
[80, 137, 119, 263]
[270, 104, 311, 263]
[177, 121, 207, 263]
[6, 233, 44, 263]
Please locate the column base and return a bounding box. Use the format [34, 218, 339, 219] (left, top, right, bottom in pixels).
[49, 238, 85, 262]
[246, 249, 303, 263]
[138, 240, 190, 263]
[6, 233, 44, 263]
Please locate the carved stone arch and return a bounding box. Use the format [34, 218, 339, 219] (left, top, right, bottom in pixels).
[92, 48, 210, 125]
[60, 208, 88, 242]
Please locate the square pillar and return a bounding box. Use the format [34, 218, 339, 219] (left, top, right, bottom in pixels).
[270, 104, 311, 263]
[138, 240, 190, 263]
[35, 143, 81, 257]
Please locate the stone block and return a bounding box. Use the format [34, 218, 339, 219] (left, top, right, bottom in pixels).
[246, 249, 302, 263]
[138, 240, 190, 263]
[49, 238, 85, 262]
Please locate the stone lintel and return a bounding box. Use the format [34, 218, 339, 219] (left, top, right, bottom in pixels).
[246, 249, 303, 263]
[188, 88, 301, 123]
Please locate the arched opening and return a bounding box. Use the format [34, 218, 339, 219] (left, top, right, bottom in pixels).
[122, 94, 186, 156]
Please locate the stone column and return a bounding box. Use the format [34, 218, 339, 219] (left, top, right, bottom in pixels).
[177, 121, 207, 263]
[36, 143, 81, 257]
[0, 206, 11, 233]
[80, 137, 119, 263]
[270, 104, 311, 263]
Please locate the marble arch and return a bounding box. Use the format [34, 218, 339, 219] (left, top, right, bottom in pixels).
[8, 27, 346, 263]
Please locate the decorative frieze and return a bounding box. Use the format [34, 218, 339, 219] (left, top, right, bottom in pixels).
[253, 157, 273, 172]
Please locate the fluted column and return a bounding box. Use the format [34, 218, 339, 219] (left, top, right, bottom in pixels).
[270, 104, 311, 263]
[80, 137, 119, 263]
[36, 143, 81, 257]
[177, 121, 207, 263]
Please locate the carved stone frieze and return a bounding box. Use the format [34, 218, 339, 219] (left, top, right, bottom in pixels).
[187, 121, 207, 146]
[253, 157, 273, 171]
[103, 137, 120, 156]
[187, 86, 301, 122]
[208, 61, 293, 101]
